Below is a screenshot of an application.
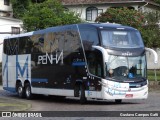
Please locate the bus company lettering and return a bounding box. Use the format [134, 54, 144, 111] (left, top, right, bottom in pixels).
[38, 51, 63, 64]
[122, 51, 132, 56]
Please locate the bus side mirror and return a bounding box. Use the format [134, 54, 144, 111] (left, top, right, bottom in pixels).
[145, 47, 158, 64]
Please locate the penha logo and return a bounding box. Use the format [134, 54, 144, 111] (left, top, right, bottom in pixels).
[37, 51, 63, 65]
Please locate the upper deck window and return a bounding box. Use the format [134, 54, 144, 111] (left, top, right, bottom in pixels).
[101, 29, 144, 48]
[79, 27, 99, 50]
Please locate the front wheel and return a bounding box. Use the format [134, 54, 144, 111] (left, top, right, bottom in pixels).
[79, 84, 87, 104]
[25, 83, 33, 99]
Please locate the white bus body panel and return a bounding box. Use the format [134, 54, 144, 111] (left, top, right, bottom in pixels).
[101, 79, 148, 100]
[32, 88, 74, 97]
[16, 54, 31, 85]
[2, 53, 16, 90]
[85, 79, 148, 100]
[2, 53, 31, 91]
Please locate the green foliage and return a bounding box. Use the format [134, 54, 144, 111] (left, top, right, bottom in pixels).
[95, 8, 145, 28]
[11, 0, 46, 18]
[144, 11, 160, 24]
[148, 70, 160, 81]
[141, 11, 160, 47]
[154, 0, 160, 4]
[11, 0, 31, 18]
[31, 0, 45, 3]
[141, 25, 160, 48]
[22, 0, 82, 31]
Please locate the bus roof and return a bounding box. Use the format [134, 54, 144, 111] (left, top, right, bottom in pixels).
[4, 31, 33, 39]
[78, 23, 137, 31]
[4, 23, 137, 39]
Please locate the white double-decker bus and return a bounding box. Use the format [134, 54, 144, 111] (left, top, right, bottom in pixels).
[2, 23, 158, 103]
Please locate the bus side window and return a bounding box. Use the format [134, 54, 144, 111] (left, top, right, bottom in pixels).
[87, 51, 103, 77]
[88, 53, 96, 75]
[3, 39, 8, 55]
[19, 37, 32, 54]
[8, 38, 18, 55]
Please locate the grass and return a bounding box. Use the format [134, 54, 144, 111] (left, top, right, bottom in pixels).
[0, 98, 31, 111]
[147, 70, 160, 81]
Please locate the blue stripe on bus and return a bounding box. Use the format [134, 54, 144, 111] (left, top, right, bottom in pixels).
[31, 79, 48, 83]
[16, 55, 29, 80]
[72, 62, 86, 66]
[3, 87, 16, 93]
[3, 56, 8, 88]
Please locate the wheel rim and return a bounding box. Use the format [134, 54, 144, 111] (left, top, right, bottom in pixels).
[79, 90, 81, 97]
[18, 86, 23, 95]
[26, 87, 30, 97]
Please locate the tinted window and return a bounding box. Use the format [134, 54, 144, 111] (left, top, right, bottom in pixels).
[7, 38, 18, 55]
[3, 39, 8, 54]
[19, 37, 32, 54]
[30, 34, 47, 54]
[3, 37, 32, 55]
[86, 50, 103, 77]
[79, 27, 99, 50]
[101, 30, 144, 48]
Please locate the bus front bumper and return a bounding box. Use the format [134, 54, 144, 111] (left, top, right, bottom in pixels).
[102, 85, 148, 100]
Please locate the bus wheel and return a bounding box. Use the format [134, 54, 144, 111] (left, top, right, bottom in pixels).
[79, 84, 87, 104]
[74, 84, 80, 97]
[115, 99, 122, 104]
[25, 83, 33, 99]
[17, 83, 25, 98]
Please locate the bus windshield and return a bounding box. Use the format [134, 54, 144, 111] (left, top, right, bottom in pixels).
[106, 55, 147, 82]
[101, 30, 144, 48]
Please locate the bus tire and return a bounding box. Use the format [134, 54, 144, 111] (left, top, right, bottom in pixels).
[74, 84, 80, 97]
[17, 83, 25, 98]
[79, 84, 86, 104]
[115, 99, 122, 104]
[25, 83, 33, 100]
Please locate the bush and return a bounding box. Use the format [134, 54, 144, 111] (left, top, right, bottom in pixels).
[95, 7, 144, 28]
[141, 11, 160, 48]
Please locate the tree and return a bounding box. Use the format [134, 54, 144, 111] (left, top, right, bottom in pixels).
[11, 0, 31, 18]
[141, 11, 160, 47]
[154, 0, 160, 4]
[22, 0, 82, 31]
[95, 7, 144, 28]
[11, 0, 46, 18]
[31, 0, 45, 3]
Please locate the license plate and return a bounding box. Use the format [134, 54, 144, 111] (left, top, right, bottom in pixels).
[125, 94, 133, 98]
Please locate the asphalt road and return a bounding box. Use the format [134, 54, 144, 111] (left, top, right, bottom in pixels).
[0, 88, 160, 120]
